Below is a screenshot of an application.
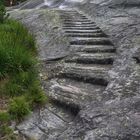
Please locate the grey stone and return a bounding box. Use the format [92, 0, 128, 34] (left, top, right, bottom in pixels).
[9, 0, 140, 139]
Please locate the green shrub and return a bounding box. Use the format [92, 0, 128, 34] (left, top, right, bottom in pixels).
[0, 125, 16, 140]
[0, 1, 9, 23]
[0, 18, 47, 126]
[1, 20, 36, 52]
[0, 112, 13, 139]
[5, 82, 23, 97]
[4, 71, 37, 96]
[8, 97, 31, 120]
[0, 125, 12, 135]
[0, 112, 10, 123]
[32, 91, 47, 105]
[26, 81, 47, 106]
[13, 71, 37, 88]
[0, 36, 36, 77]
[0, 20, 36, 79]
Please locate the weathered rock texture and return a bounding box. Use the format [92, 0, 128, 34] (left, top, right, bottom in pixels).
[9, 0, 140, 139]
[10, 9, 70, 61]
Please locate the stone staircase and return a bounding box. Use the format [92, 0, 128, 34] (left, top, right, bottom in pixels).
[17, 9, 117, 139]
[46, 10, 116, 108]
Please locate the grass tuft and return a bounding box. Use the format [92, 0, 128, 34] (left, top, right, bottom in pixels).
[0, 112, 10, 122]
[0, 20, 36, 78]
[0, 7, 46, 140]
[9, 96, 30, 121]
[0, 19, 47, 122]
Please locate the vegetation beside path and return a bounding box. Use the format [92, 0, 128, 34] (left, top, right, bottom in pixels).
[0, 2, 47, 139]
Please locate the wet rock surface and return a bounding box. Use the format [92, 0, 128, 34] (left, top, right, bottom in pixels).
[9, 0, 140, 139]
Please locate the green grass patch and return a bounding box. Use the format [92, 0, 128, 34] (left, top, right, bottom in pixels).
[0, 20, 36, 78]
[9, 96, 31, 120]
[0, 112, 15, 139]
[0, 19, 47, 125]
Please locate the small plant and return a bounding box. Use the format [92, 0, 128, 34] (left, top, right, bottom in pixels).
[27, 81, 47, 106]
[0, 1, 9, 23]
[8, 97, 31, 121]
[32, 91, 47, 105]
[4, 71, 37, 97]
[0, 125, 12, 136]
[29, 89, 47, 106]
[0, 112, 16, 140]
[0, 112, 10, 123]
[0, 125, 16, 140]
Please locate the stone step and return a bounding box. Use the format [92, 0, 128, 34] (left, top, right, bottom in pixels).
[60, 12, 83, 15]
[60, 14, 86, 17]
[60, 11, 79, 14]
[63, 24, 97, 27]
[65, 32, 106, 38]
[47, 78, 105, 106]
[60, 15, 87, 19]
[65, 29, 102, 34]
[63, 19, 91, 22]
[61, 17, 88, 20]
[46, 102, 77, 122]
[61, 15, 83, 18]
[63, 27, 100, 30]
[70, 37, 113, 45]
[60, 63, 110, 86]
[62, 18, 89, 21]
[64, 22, 95, 25]
[60, 10, 78, 12]
[70, 45, 116, 53]
[65, 52, 115, 64]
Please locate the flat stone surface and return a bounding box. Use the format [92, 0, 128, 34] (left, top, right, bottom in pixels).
[65, 52, 115, 65]
[65, 32, 106, 38]
[44, 78, 105, 106]
[63, 22, 96, 25]
[57, 96, 140, 140]
[70, 37, 112, 45]
[10, 9, 70, 61]
[65, 29, 102, 33]
[69, 45, 115, 52]
[17, 106, 67, 140]
[63, 27, 100, 30]
[63, 24, 98, 27]
[60, 63, 110, 86]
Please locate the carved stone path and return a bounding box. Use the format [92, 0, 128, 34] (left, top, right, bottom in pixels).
[45, 9, 116, 110]
[17, 9, 117, 140]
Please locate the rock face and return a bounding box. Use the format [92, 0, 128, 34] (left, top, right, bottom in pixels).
[10, 0, 140, 139]
[77, 0, 140, 109]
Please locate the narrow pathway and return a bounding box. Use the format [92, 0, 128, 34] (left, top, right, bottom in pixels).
[18, 9, 117, 140]
[46, 9, 116, 108]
